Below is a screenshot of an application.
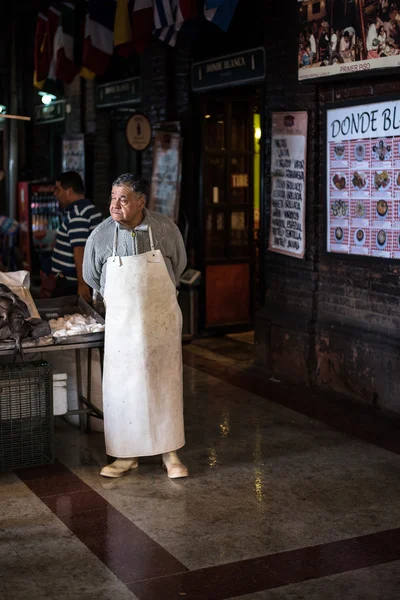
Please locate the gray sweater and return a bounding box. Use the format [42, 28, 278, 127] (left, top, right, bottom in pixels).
[83, 209, 187, 295]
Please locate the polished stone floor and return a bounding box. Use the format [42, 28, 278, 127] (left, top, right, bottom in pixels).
[1, 337, 400, 599]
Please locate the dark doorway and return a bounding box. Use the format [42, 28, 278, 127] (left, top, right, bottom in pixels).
[199, 90, 262, 332]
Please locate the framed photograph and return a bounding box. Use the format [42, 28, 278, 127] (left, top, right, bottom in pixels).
[298, 0, 400, 82]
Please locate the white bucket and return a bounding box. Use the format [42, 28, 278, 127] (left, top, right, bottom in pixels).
[53, 372, 68, 416]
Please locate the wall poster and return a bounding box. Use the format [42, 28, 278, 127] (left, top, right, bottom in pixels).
[298, 0, 400, 82]
[148, 130, 182, 223]
[62, 135, 85, 185]
[327, 98, 400, 259]
[269, 111, 308, 259]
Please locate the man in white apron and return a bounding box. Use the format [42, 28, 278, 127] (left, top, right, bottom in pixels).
[83, 174, 188, 479]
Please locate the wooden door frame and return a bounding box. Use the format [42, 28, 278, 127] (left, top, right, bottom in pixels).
[195, 87, 265, 335]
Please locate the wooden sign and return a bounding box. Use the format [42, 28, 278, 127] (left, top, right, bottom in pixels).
[126, 114, 152, 151]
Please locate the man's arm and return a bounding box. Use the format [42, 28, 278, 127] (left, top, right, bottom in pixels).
[73, 246, 91, 302]
[169, 222, 187, 285]
[68, 212, 94, 302]
[83, 232, 102, 293]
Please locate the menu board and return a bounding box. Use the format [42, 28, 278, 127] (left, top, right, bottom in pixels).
[269, 111, 308, 259]
[327, 99, 400, 259]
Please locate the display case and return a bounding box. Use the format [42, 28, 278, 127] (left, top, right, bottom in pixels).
[18, 181, 61, 273]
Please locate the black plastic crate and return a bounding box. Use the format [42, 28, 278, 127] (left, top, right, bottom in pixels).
[0, 361, 53, 470]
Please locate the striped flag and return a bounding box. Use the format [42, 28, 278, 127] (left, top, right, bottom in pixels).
[82, 0, 117, 76]
[204, 0, 239, 31]
[154, 0, 198, 47]
[131, 0, 153, 53]
[153, 0, 178, 46]
[33, 13, 49, 89]
[55, 2, 80, 84]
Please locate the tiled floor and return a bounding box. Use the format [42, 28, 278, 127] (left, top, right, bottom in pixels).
[1, 337, 400, 599]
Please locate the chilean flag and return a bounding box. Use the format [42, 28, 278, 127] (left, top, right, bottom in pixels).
[175, 0, 198, 31]
[131, 0, 154, 53]
[204, 0, 239, 32]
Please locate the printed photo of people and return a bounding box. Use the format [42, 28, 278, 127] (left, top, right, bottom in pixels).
[298, 0, 400, 78]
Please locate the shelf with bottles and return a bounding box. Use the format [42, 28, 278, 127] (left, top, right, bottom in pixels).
[31, 193, 61, 234]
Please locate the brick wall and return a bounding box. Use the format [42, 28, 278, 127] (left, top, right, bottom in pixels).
[255, 0, 320, 386]
[255, 1, 400, 413]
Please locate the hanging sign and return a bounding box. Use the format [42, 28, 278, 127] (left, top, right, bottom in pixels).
[96, 77, 141, 108]
[269, 111, 308, 259]
[326, 98, 400, 259]
[35, 100, 65, 125]
[192, 47, 265, 92]
[126, 114, 152, 150]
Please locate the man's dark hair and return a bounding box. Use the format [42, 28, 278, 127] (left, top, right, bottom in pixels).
[58, 171, 85, 194]
[112, 173, 150, 203]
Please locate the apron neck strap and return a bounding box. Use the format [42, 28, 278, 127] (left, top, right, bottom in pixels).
[148, 226, 155, 252]
[112, 224, 118, 259]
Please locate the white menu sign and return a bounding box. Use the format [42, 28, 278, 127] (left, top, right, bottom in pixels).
[327, 100, 400, 259]
[269, 111, 308, 259]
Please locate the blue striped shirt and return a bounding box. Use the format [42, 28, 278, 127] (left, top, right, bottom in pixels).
[52, 199, 103, 281]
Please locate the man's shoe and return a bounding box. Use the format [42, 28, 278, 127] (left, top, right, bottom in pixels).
[100, 458, 138, 478]
[162, 451, 188, 479]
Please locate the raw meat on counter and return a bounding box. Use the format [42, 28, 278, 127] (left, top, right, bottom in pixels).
[0, 284, 51, 360]
[49, 313, 105, 338]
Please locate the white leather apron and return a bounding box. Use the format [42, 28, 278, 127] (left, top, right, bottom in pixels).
[102, 224, 185, 457]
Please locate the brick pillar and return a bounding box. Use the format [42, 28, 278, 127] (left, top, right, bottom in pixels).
[255, 0, 319, 386]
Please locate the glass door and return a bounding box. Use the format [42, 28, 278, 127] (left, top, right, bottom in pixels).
[201, 92, 261, 330]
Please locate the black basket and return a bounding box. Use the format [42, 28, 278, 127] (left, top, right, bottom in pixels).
[0, 361, 53, 470]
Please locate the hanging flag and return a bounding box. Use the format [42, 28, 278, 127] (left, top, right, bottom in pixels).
[204, 0, 239, 32]
[175, 0, 198, 38]
[55, 2, 80, 84]
[153, 0, 200, 47]
[82, 0, 117, 76]
[114, 0, 134, 57]
[47, 4, 62, 83]
[204, 0, 225, 7]
[153, 0, 178, 46]
[175, 0, 198, 27]
[131, 0, 153, 53]
[34, 13, 49, 90]
[74, 1, 96, 80]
